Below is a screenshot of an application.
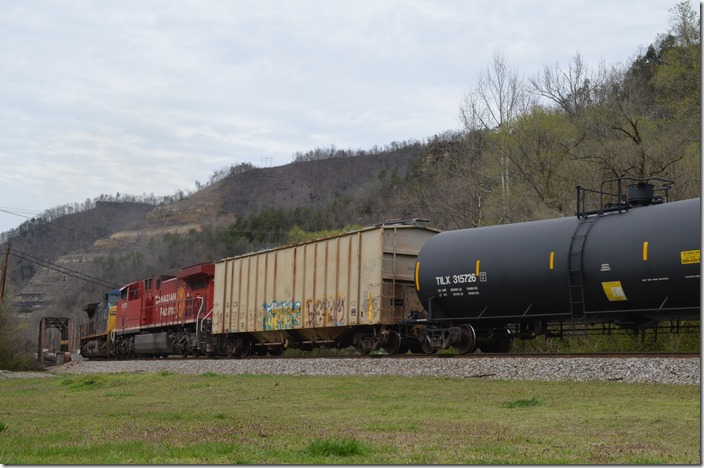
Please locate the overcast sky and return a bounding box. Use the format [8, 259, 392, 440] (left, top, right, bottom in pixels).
[0, 0, 691, 235]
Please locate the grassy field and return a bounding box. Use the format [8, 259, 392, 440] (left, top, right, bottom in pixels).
[0, 372, 699, 464]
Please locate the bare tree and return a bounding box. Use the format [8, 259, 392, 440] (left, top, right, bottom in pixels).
[459, 49, 533, 204]
[529, 52, 607, 117]
[666, 0, 699, 47]
[406, 131, 490, 229]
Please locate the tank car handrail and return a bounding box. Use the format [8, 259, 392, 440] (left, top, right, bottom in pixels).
[576, 176, 674, 218]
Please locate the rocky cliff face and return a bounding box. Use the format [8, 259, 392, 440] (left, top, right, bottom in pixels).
[13, 253, 107, 311]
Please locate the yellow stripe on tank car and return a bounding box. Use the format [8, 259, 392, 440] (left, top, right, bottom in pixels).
[549, 251, 555, 270]
[415, 262, 421, 291]
[475, 260, 480, 276]
[642, 241, 649, 261]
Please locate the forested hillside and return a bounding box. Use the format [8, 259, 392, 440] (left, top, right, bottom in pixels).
[0, 1, 699, 366]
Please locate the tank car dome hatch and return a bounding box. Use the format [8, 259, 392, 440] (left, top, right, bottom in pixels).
[627, 182, 658, 207]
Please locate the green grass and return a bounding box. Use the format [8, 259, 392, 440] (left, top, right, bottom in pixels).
[304, 437, 369, 458]
[504, 397, 544, 408]
[0, 372, 699, 464]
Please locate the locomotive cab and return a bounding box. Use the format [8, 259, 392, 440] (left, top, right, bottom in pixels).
[79, 289, 120, 358]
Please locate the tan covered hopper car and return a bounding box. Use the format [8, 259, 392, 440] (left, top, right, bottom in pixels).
[211, 220, 439, 356]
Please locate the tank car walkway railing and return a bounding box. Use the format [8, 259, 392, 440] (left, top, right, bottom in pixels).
[575, 177, 673, 219]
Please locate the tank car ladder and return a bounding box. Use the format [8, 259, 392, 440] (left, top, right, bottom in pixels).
[567, 215, 599, 319]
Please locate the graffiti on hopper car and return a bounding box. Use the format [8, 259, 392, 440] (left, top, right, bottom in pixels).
[262, 300, 302, 330]
[304, 297, 347, 327]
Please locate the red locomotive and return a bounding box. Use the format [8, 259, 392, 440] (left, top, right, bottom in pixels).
[112, 263, 215, 357]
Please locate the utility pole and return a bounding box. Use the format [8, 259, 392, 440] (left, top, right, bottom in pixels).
[0, 243, 9, 302]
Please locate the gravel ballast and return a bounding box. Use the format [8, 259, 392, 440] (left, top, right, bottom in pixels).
[14, 356, 698, 386]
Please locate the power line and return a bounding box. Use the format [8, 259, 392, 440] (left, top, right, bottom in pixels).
[9, 248, 120, 290]
[0, 205, 42, 216]
[10, 251, 118, 290]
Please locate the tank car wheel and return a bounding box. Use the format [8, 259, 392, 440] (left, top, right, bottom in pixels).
[454, 324, 477, 355]
[479, 328, 514, 353]
[419, 337, 437, 355]
[397, 340, 413, 355]
[382, 331, 401, 355]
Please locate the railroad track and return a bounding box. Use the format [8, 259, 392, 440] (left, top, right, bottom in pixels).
[76, 351, 701, 362]
[293, 352, 700, 359]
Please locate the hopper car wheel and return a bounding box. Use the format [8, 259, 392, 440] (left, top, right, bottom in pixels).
[354, 332, 373, 355]
[233, 339, 252, 358]
[382, 331, 401, 355]
[355, 343, 371, 355]
[227, 338, 252, 358]
[226, 341, 236, 358]
[268, 346, 284, 356]
[455, 324, 477, 355]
